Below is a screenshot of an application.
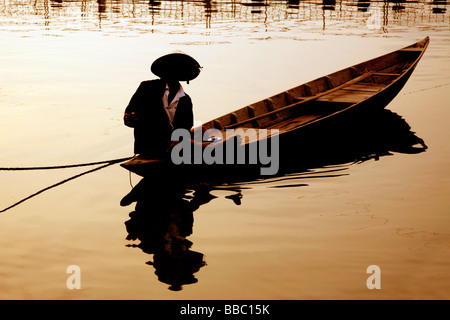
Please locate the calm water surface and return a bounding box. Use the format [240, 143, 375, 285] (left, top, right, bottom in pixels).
[0, 0, 449, 299]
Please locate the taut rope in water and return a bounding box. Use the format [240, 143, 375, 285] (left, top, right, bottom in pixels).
[403, 82, 450, 96]
[0, 156, 132, 171]
[0, 156, 133, 214]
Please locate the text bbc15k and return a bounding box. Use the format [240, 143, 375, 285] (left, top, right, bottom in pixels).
[180, 304, 270, 317]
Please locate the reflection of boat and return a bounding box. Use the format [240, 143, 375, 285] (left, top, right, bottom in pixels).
[120, 108, 427, 288]
[121, 37, 429, 177]
[274, 108, 427, 178]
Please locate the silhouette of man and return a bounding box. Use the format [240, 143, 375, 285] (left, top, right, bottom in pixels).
[124, 53, 201, 157]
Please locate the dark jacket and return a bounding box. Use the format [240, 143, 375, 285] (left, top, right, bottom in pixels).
[124, 79, 194, 156]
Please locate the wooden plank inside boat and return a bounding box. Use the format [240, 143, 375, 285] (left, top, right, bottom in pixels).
[341, 83, 386, 92]
[317, 89, 376, 104]
[266, 114, 323, 133]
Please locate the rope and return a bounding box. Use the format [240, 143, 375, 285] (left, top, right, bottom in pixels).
[0, 156, 133, 213]
[0, 161, 127, 214]
[0, 156, 132, 171]
[403, 82, 450, 96]
[129, 170, 135, 189]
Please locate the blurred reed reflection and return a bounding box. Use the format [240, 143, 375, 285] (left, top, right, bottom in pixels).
[357, 0, 371, 12]
[119, 108, 427, 290]
[0, 0, 447, 33]
[431, 0, 447, 13]
[322, 0, 335, 11]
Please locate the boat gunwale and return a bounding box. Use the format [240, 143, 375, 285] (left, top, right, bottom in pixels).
[200, 36, 430, 134]
[287, 36, 430, 133]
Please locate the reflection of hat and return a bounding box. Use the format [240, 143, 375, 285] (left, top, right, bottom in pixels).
[151, 53, 201, 82]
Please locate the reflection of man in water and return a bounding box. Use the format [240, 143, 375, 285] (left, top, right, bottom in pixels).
[121, 176, 215, 291]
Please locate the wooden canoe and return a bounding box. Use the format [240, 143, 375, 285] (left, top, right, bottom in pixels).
[121, 37, 429, 177]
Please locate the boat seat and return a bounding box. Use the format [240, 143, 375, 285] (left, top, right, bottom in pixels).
[316, 90, 375, 104]
[340, 83, 386, 92]
[399, 47, 423, 52]
[266, 114, 323, 133]
[373, 73, 401, 77]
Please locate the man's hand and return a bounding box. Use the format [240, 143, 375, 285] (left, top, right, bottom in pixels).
[124, 112, 138, 127]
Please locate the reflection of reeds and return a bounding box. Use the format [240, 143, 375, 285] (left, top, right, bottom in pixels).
[430, 0, 447, 14]
[0, 0, 448, 31]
